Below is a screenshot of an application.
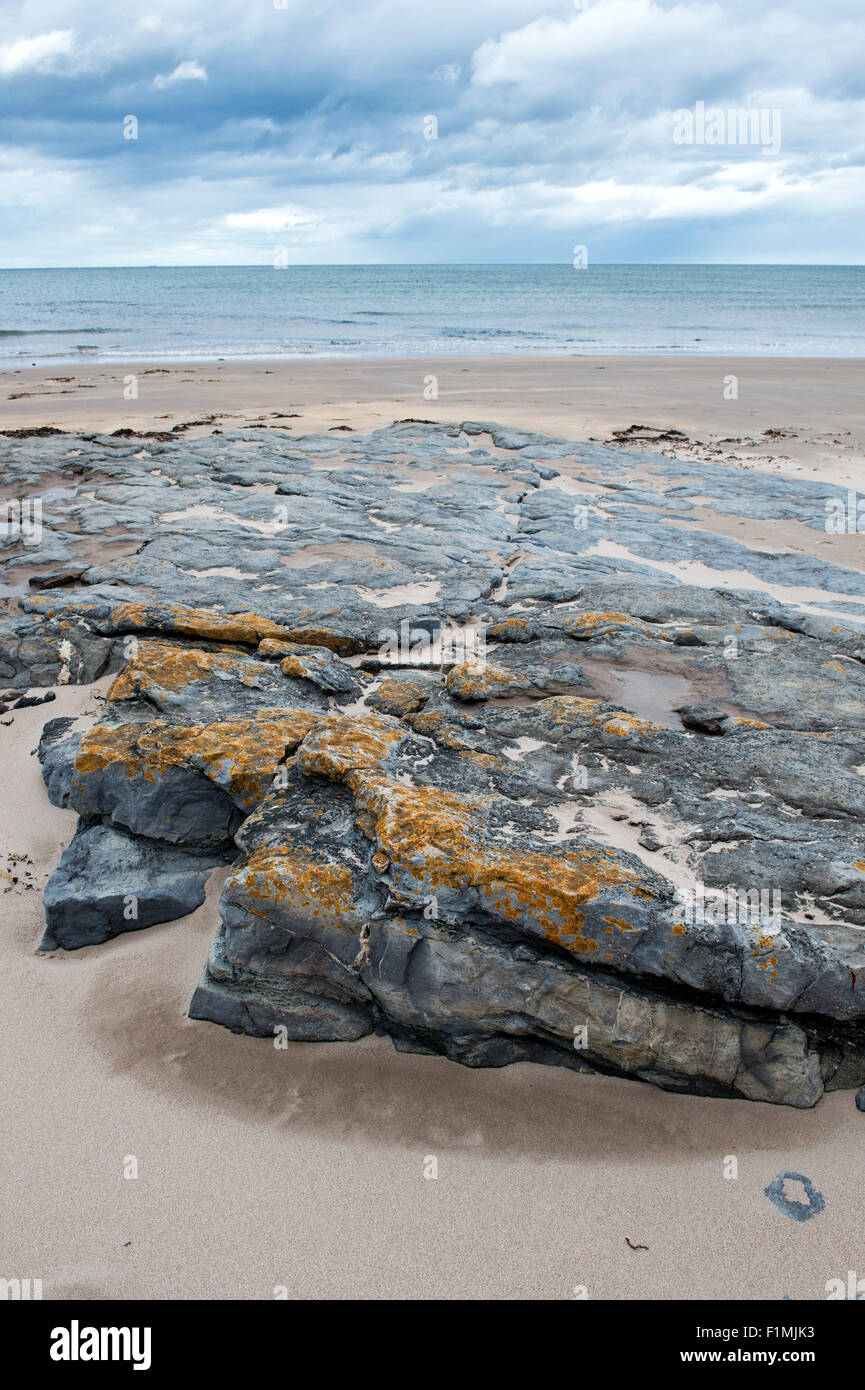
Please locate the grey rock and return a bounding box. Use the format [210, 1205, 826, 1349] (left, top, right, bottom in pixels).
[41, 822, 230, 950]
[8, 418, 865, 1107]
[678, 702, 727, 734]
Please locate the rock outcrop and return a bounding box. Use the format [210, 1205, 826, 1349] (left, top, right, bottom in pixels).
[4, 420, 865, 1106]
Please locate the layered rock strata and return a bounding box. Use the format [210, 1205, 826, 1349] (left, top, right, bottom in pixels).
[2, 421, 863, 1106]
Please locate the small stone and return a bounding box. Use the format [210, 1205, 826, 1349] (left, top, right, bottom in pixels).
[12, 691, 56, 710]
[639, 828, 664, 851]
[678, 702, 727, 735]
[28, 567, 87, 591]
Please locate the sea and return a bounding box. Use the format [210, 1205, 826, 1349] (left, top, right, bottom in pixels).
[1, 264, 863, 365]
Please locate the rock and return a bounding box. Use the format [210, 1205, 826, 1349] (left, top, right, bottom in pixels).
[12, 691, 56, 710]
[28, 567, 88, 591]
[678, 702, 727, 734]
[368, 672, 439, 716]
[41, 822, 231, 949]
[0, 613, 116, 689]
[39, 643, 330, 845]
[445, 660, 532, 701]
[7, 418, 865, 1107]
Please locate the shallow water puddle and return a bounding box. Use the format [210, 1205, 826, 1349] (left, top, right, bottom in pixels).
[577, 645, 751, 729]
[576, 658, 695, 728]
[589, 666, 692, 728]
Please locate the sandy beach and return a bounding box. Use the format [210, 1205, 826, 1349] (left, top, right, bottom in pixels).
[2, 354, 864, 1302]
[3, 354, 864, 487]
[2, 687, 864, 1301]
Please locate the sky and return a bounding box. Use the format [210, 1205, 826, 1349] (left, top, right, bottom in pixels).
[1, 0, 863, 266]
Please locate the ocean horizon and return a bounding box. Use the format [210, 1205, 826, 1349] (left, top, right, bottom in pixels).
[1, 263, 864, 366]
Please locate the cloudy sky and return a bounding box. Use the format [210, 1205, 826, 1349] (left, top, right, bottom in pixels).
[1, 0, 863, 266]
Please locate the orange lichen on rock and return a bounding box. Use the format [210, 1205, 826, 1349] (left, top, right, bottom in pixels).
[284, 625, 357, 655]
[559, 611, 665, 642]
[76, 707, 322, 807]
[445, 660, 524, 700]
[599, 711, 663, 738]
[296, 711, 407, 782]
[257, 637, 298, 657]
[532, 696, 605, 724]
[280, 651, 332, 682]
[286, 709, 653, 954]
[460, 749, 508, 770]
[73, 723, 142, 782]
[107, 640, 277, 700]
[350, 773, 650, 955]
[403, 711, 506, 767]
[178, 710, 321, 806]
[107, 603, 356, 654]
[238, 845, 355, 921]
[536, 695, 662, 738]
[488, 617, 530, 639]
[371, 677, 431, 716]
[405, 710, 445, 737]
[603, 916, 634, 933]
[258, 636, 348, 680]
[109, 602, 289, 646]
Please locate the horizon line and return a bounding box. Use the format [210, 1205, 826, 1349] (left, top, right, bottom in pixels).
[1, 261, 865, 272]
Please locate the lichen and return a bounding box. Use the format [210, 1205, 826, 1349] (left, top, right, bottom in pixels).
[109, 602, 289, 646]
[76, 707, 321, 807]
[296, 711, 406, 781]
[238, 845, 355, 922]
[371, 677, 430, 716]
[106, 603, 356, 654]
[445, 661, 523, 700]
[291, 713, 653, 956]
[537, 695, 663, 738]
[107, 639, 277, 699]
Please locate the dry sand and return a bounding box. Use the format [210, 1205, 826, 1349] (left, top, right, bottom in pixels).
[2, 356, 864, 1301]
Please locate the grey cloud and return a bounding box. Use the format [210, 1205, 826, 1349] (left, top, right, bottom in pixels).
[0, 0, 862, 264]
